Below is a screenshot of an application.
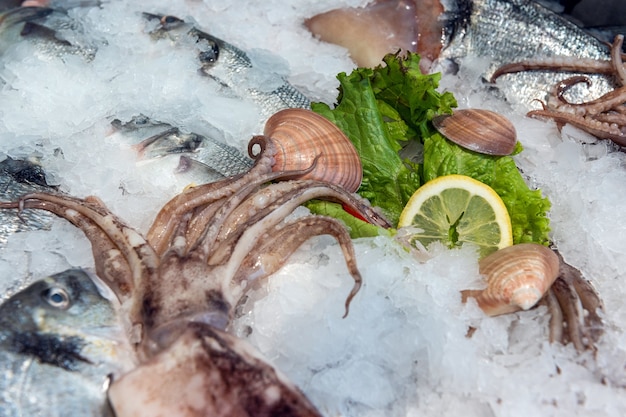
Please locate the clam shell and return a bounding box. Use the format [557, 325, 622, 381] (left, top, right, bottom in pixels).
[432, 109, 517, 156]
[471, 243, 560, 316]
[260, 108, 362, 192]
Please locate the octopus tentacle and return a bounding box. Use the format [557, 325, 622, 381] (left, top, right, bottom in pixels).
[611, 34, 626, 86]
[590, 111, 626, 126]
[205, 180, 389, 266]
[490, 57, 616, 83]
[557, 255, 604, 346]
[146, 139, 277, 253]
[0, 193, 159, 337]
[551, 277, 587, 351]
[234, 216, 362, 318]
[555, 76, 592, 104]
[185, 165, 321, 260]
[492, 35, 626, 148]
[528, 108, 626, 145]
[552, 85, 626, 116]
[541, 251, 604, 352]
[212, 182, 377, 312]
[544, 288, 564, 344]
[0, 198, 134, 301]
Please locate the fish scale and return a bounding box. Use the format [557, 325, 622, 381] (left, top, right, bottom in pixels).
[0, 269, 131, 417]
[440, 0, 617, 108]
[0, 157, 57, 246]
[145, 12, 312, 117]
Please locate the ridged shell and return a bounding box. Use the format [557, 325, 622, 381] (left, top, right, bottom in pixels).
[432, 109, 517, 156]
[261, 108, 362, 192]
[472, 243, 560, 316]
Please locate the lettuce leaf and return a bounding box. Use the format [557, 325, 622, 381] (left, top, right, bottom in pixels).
[422, 131, 551, 245]
[311, 51, 551, 245]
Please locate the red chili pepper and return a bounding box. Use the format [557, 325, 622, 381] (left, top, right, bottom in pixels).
[341, 203, 370, 223]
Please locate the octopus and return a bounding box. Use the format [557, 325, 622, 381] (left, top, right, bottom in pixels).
[492, 34, 626, 146]
[0, 109, 391, 416]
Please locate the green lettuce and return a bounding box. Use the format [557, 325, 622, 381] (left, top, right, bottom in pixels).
[311, 51, 551, 245]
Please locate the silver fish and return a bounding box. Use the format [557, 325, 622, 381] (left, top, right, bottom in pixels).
[14, 8, 98, 60]
[0, 156, 57, 246]
[142, 12, 311, 117]
[111, 115, 253, 182]
[438, 0, 616, 107]
[0, 268, 132, 417]
[307, 0, 618, 108]
[0, 4, 98, 61]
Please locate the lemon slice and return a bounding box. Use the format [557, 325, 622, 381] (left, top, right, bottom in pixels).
[398, 174, 513, 257]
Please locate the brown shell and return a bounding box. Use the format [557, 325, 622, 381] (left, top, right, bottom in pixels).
[469, 243, 560, 316]
[260, 108, 362, 192]
[432, 109, 517, 156]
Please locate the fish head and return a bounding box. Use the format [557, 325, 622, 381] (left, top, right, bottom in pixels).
[0, 268, 132, 371]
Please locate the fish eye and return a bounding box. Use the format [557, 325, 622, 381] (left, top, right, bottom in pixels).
[42, 287, 71, 310]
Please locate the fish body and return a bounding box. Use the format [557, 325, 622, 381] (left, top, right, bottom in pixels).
[143, 12, 311, 117]
[0, 269, 132, 417]
[306, 0, 618, 108]
[0, 156, 57, 245]
[0, 6, 52, 53]
[0, 5, 98, 61]
[438, 0, 616, 108]
[111, 116, 254, 182]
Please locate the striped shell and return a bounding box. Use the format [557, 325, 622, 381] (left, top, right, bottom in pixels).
[469, 243, 560, 316]
[432, 109, 517, 156]
[256, 108, 362, 192]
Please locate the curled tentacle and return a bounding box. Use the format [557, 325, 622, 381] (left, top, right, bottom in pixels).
[555, 75, 592, 104]
[146, 138, 277, 254]
[527, 108, 626, 145]
[206, 180, 390, 266]
[558, 85, 626, 115]
[215, 182, 376, 309]
[611, 34, 626, 86]
[234, 216, 362, 318]
[0, 193, 158, 305]
[184, 162, 321, 259]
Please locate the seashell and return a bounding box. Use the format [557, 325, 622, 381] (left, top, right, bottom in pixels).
[253, 108, 362, 192]
[464, 243, 560, 316]
[432, 109, 517, 156]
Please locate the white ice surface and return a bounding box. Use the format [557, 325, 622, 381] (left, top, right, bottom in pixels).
[0, 1, 625, 416]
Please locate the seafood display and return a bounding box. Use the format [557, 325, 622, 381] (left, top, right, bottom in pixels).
[491, 35, 626, 146]
[306, 0, 618, 107]
[0, 0, 626, 417]
[0, 108, 389, 415]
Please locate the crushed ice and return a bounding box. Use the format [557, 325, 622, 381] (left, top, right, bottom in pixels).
[0, 1, 625, 416]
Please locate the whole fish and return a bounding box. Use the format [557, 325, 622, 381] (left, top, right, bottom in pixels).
[110, 115, 254, 183]
[438, 0, 616, 108]
[142, 12, 311, 117]
[0, 268, 132, 417]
